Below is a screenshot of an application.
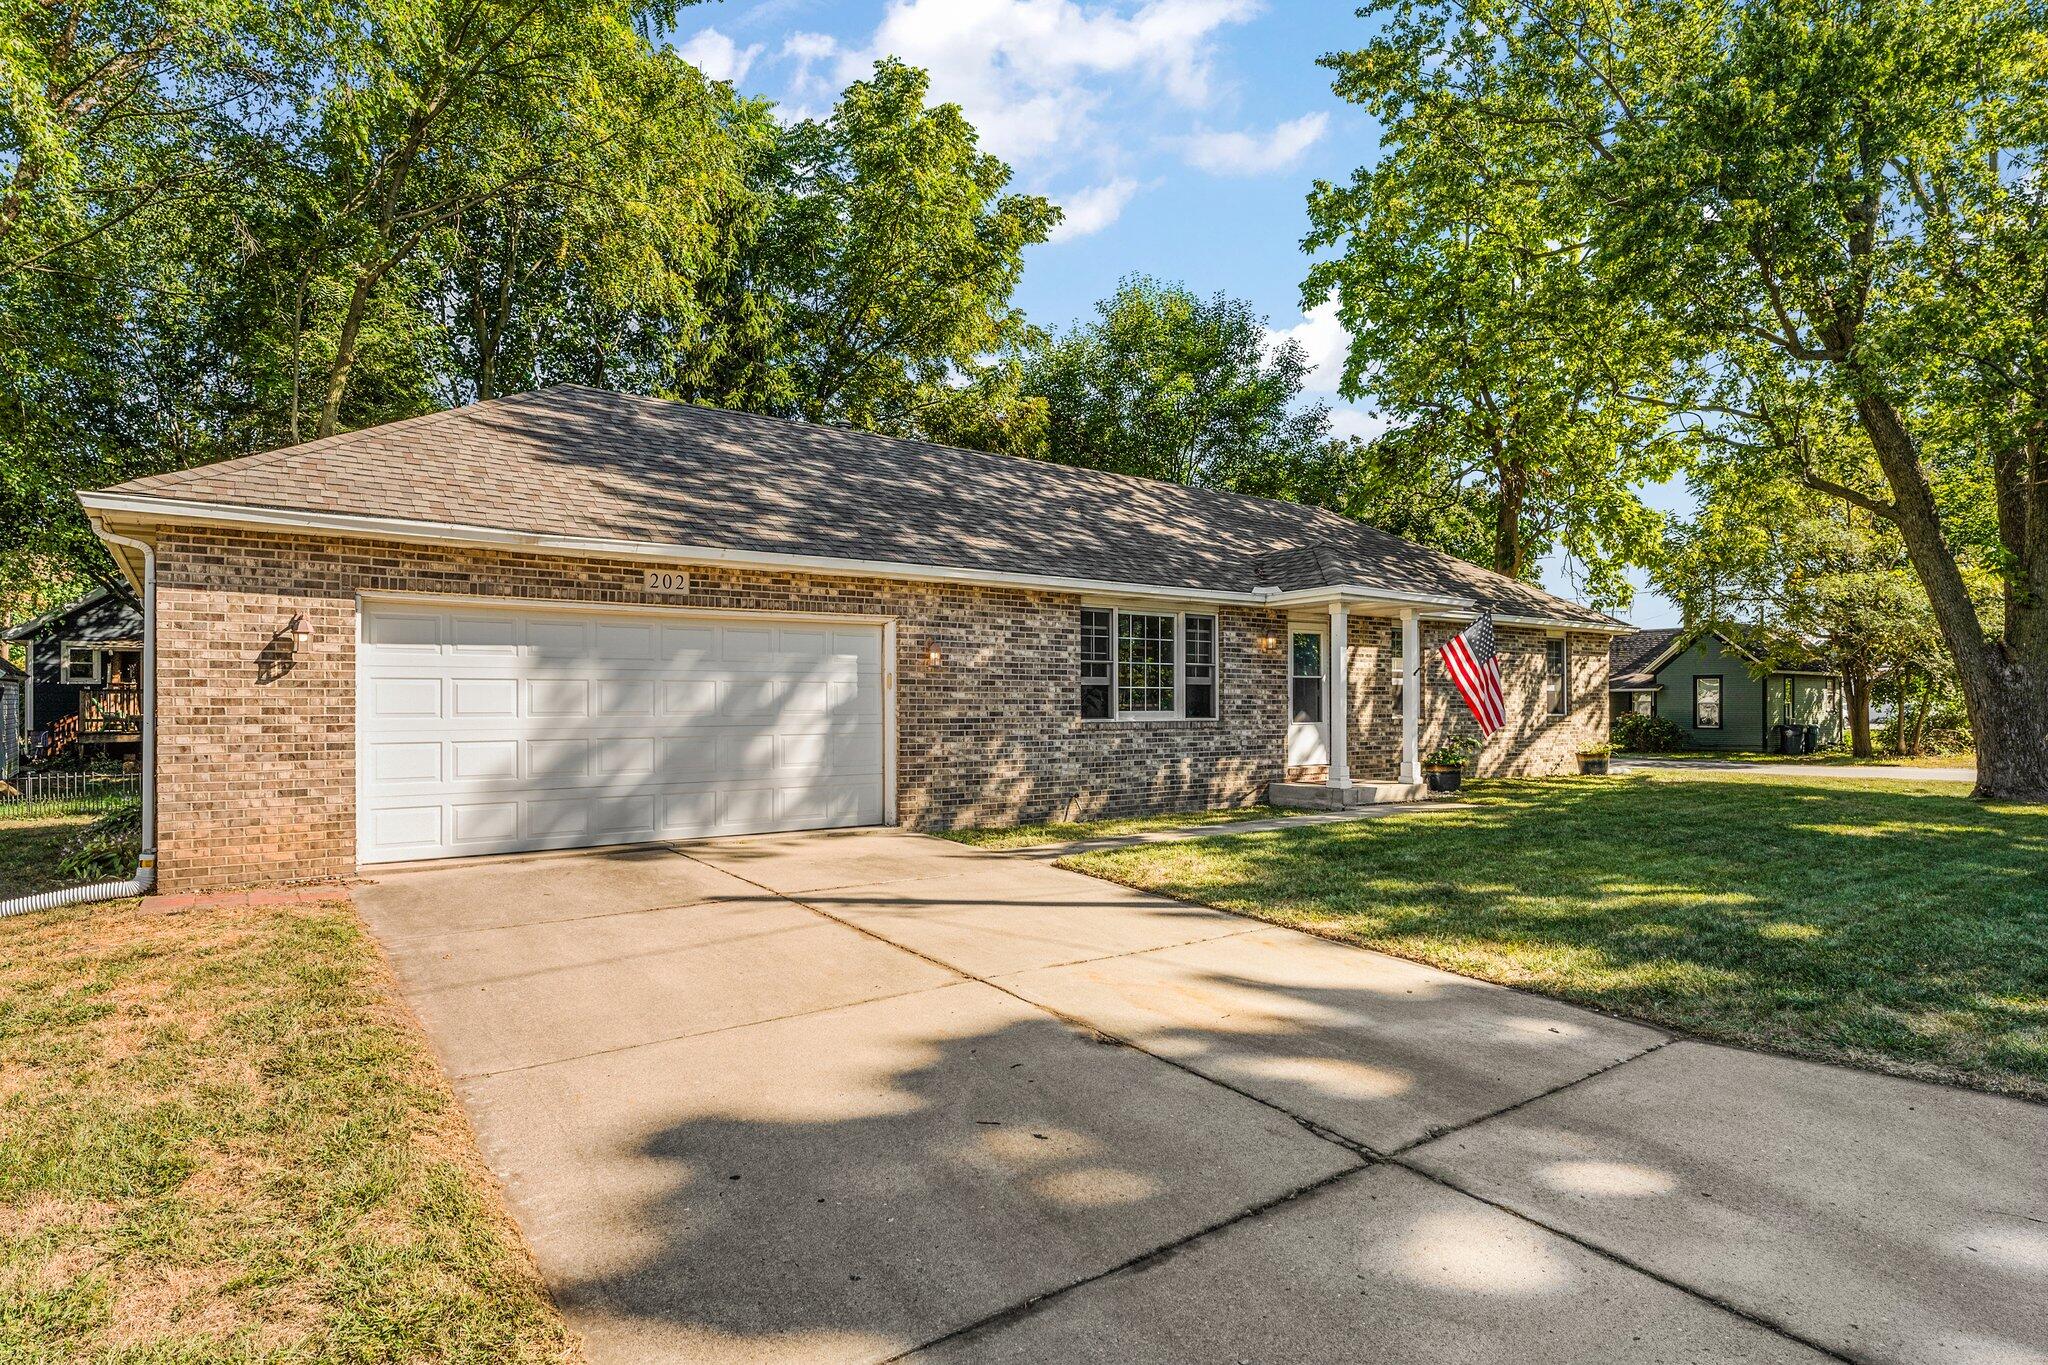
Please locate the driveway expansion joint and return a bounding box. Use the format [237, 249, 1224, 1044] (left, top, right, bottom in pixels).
[448, 979, 964, 1082]
[1388, 1154, 1859, 1363]
[883, 1160, 1379, 1363]
[677, 849, 1388, 1168]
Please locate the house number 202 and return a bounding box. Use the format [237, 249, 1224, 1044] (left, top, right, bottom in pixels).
[643, 570, 690, 594]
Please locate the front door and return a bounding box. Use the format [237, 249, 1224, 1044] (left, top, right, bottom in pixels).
[1286, 628, 1328, 768]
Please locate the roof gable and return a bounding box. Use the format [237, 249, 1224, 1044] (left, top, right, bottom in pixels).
[98, 386, 1619, 628]
[3, 587, 142, 644]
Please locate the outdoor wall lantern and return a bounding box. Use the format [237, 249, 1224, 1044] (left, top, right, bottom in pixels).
[925, 642, 942, 667]
[289, 612, 311, 650]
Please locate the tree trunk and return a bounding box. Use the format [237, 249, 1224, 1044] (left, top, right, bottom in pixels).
[1493, 461, 1526, 579]
[1908, 670, 1931, 755]
[1890, 663, 1909, 754]
[1845, 661, 1874, 759]
[1850, 391, 2048, 797]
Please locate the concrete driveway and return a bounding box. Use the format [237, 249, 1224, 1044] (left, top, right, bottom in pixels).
[355, 829, 2048, 1365]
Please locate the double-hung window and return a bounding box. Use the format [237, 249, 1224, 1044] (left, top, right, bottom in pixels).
[1543, 638, 1569, 716]
[1694, 675, 1723, 730]
[60, 644, 102, 685]
[1078, 608, 1218, 720]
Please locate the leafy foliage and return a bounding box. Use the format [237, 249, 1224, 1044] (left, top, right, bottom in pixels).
[1317, 0, 2048, 794]
[1612, 710, 1688, 753]
[1021, 275, 1342, 502]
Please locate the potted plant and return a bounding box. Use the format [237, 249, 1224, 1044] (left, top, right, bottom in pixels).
[1578, 743, 1612, 776]
[1423, 739, 1478, 793]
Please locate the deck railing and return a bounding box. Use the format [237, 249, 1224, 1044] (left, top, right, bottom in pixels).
[80, 684, 142, 736]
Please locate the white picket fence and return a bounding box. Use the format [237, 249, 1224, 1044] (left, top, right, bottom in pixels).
[0, 771, 140, 816]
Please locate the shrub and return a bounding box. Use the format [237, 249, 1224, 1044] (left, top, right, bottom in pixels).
[1613, 711, 1687, 753]
[57, 801, 142, 883]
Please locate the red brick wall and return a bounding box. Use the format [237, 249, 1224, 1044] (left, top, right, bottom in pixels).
[148, 527, 1292, 891]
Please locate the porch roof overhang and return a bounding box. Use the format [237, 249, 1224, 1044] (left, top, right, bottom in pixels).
[1260, 582, 1634, 636]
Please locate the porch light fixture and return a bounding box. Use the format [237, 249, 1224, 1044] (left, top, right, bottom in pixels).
[289, 613, 311, 649]
[925, 642, 942, 667]
[1259, 632, 1279, 651]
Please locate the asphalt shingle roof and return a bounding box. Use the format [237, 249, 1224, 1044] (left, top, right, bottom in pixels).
[102, 386, 1619, 628]
[1609, 627, 1682, 687]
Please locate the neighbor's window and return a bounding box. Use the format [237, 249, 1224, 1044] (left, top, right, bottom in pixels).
[1078, 609, 1217, 720]
[1694, 675, 1723, 730]
[1080, 608, 1113, 719]
[1184, 614, 1217, 719]
[60, 644, 101, 685]
[1543, 638, 1569, 715]
[1632, 692, 1654, 717]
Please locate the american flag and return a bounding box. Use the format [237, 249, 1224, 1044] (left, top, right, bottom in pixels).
[1439, 610, 1506, 736]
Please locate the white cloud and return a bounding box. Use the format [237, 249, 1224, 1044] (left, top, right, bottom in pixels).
[676, 27, 765, 85]
[1327, 404, 1389, 444]
[1264, 298, 1349, 394]
[832, 0, 1261, 165]
[1048, 177, 1142, 241]
[1178, 111, 1328, 175]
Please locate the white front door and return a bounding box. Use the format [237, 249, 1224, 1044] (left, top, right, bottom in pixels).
[357, 600, 887, 864]
[1286, 628, 1329, 768]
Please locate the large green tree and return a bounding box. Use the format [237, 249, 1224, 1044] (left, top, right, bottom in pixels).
[1021, 276, 1342, 502]
[675, 60, 1058, 448]
[1323, 0, 2048, 798]
[1309, 30, 1685, 604]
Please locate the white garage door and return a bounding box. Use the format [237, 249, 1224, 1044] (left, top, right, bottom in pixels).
[357, 600, 887, 864]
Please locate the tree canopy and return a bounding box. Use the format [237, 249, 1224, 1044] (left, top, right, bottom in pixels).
[1021, 276, 1344, 504]
[1318, 0, 2048, 797]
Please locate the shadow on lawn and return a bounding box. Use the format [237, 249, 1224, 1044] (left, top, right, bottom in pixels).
[1080, 776, 2048, 1090]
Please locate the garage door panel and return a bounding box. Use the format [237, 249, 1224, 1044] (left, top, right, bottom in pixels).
[360, 604, 887, 863]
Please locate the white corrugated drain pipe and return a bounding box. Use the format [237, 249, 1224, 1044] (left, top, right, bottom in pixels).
[0, 532, 156, 916]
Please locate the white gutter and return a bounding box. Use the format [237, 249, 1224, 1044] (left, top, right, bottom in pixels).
[0, 528, 156, 916]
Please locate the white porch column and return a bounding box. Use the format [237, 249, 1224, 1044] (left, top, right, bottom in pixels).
[1400, 609, 1422, 783]
[1328, 601, 1351, 788]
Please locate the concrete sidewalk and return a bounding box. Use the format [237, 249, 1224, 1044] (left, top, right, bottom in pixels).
[356, 829, 2047, 1364]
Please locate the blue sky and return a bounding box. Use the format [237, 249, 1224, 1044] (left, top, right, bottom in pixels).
[668, 0, 1683, 624]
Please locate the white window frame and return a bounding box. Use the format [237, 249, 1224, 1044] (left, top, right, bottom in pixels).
[60, 642, 104, 686]
[1080, 605, 1219, 722]
[1694, 675, 1724, 730]
[1544, 636, 1570, 716]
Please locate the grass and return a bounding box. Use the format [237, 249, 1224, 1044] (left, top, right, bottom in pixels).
[938, 803, 1289, 850]
[1623, 749, 1976, 769]
[1064, 771, 2048, 1099]
[0, 793, 138, 900]
[0, 895, 577, 1362]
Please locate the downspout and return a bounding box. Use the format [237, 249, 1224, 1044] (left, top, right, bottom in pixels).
[0, 533, 156, 916]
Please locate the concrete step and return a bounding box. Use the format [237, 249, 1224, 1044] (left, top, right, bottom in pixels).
[1269, 781, 1427, 810]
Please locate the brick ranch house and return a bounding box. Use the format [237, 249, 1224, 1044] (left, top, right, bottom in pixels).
[80, 386, 1623, 893]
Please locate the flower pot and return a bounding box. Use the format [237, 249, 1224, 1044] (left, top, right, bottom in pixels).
[1424, 764, 1463, 793]
[1578, 755, 1610, 776]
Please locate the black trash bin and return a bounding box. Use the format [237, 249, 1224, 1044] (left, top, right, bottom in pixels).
[1775, 723, 1801, 755]
[1801, 724, 1820, 755]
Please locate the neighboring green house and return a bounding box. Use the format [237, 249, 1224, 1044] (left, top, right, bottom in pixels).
[1610, 627, 1846, 752]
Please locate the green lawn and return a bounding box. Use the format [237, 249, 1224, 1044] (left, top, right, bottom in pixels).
[939, 803, 1288, 850]
[1623, 749, 1976, 769]
[0, 801, 119, 900]
[1065, 771, 2048, 1099]
[0, 896, 576, 1362]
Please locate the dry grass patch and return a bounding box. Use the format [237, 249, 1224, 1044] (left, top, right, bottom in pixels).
[0, 895, 578, 1362]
